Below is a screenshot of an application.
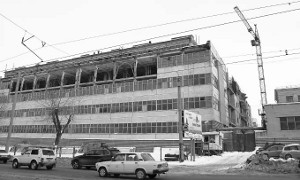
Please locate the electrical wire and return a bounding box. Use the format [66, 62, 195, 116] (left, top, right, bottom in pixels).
[0, 6, 300, 76]
[39, 7, 300, 64]
[222, 47, 300, 59]
[0, 12, 69, 56]
[37, 0, 300, 47]
[1, 0, 300, 63]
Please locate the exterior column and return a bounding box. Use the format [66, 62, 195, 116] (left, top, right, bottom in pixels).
[60, 71, 65, 87]
[20, 77, 25, 91]
[32, 75, 37, 91]
[134, 57, 138, 81]
[46, 73, 50, 90]
[113, 61, 117, 83]
[93, 66, 98, 84]
[75, 68, 82, 88]
[9, 78, 13, 93]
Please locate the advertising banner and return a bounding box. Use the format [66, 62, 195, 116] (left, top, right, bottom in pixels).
[183, 110, 202, 135]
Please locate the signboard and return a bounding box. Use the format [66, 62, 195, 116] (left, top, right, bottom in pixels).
[183, 110, 202, 136]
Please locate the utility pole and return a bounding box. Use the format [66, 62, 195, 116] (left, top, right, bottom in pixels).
[177, 76, 184, 162]
[5, 71, 21, 152]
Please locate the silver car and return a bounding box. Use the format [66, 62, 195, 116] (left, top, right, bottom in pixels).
[280, 144, 300, 160]
[259, 144, 284, 160]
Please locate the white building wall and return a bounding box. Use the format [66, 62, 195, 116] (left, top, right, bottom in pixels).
[265, 103, 300, 138]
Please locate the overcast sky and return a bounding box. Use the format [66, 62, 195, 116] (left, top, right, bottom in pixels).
[1, 0, 300, 125]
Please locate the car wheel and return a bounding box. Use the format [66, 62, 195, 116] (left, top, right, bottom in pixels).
[148, 174, 157, 179]
[3, 160, 7, 164]
[46, 165, 54, 170]
[12, 160, 19, 169]
[136, 169, 146, 180]
[98, 167, 108, 177]
[72, 160, 81, 169]
[285, 154, 293, 160]
[30, 161, 38, 170]
[114, 174, 120, 177]
[86, 166, 91, 170]
[262, 153, 269, 160]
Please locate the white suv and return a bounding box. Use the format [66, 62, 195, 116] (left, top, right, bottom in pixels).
[12, 147, 56, 170]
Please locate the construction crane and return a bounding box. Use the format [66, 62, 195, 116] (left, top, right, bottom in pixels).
[234, 6, 267, 129]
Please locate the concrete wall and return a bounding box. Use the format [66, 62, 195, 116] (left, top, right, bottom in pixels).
[276, 87, 300, 103]
[265, 103, 300, 138]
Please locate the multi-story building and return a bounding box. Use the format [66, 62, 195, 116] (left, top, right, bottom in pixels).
[0, 35, 247, 147]
[264, 86, 300, 138]
[227, 77, 252, 127]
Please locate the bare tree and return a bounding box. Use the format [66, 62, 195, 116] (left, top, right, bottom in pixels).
[38, 90, 80, 146]
[0, 95, 8, 117]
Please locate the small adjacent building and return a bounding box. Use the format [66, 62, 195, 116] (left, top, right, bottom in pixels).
[264, 86, 300, 138]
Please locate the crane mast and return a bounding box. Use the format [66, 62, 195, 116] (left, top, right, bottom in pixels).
[234, 6, 267, 129]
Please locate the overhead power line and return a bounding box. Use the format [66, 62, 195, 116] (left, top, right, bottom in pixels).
[42, 7, 300, 63]
[222, 47, 300, 59]
[1, 6, 300, 73]
[0, 12, 69, 57]
[1, 0, 300, 63]
[46, 0, 300, 47]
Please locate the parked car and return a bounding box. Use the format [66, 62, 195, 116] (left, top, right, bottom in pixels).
[96, 152, 168, 179]
[11, 147, 56, 170]
[0, 150, 11, 164]
[280, 144, 300, 160]
[259, 144, 284, 160]
[71, 147, 119, 169]
[255, 143, 284, 154]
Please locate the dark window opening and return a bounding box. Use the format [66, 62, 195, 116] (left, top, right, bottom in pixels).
[116, 67, 134, 79]
[36, 78, 46, 89]
[80, 72, 94, 83]
[96, 71, 113, 81]
[49, 75, 61, 87]
[22, 80, 34, 91]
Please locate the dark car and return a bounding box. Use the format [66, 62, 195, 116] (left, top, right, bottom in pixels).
[259, 144, 285, 160]
[71, 147, 119, 169]
[256, 143, 284, 154]
[0, 150, 11, 164]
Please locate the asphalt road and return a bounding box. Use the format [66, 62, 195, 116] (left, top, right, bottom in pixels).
[0, 162, 299, 180]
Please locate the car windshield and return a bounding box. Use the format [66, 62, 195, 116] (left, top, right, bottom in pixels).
[43, 150, 55, 155]
[141, 153, 155, 161]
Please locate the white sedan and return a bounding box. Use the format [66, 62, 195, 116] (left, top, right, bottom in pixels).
[95, 152, 168, 180]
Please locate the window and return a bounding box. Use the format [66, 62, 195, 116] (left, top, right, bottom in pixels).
[287, 117, 295, 130]
[280, 116, 300, 130]
[296, 117, 300, 129]
[31, 149, 39, 155]
[286, 96, 293, 103]
[298, 95, 300, 102]
[42, 150, 54, 155]
[126, 154, 136, 161]
[115, 154, 125, 161]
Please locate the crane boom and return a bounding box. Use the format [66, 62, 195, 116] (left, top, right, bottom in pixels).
[234, 7, 256, 38]
[234, 6, 267, 129]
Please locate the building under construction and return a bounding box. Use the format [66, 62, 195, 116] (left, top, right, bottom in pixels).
[0, 35, 252, 148]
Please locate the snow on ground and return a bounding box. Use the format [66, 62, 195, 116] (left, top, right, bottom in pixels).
[149, 146, 257, 168]
[162, 151, 255, 167]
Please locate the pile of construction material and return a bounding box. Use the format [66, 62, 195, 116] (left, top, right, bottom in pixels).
[245, 154, 300, 174]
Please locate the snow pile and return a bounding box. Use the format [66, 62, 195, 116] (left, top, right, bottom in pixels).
[245, 154, 300, 174]
[165, 150, 255, 167]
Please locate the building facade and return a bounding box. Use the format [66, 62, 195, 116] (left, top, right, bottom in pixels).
[227, 77, 252, 127]
[264, 86, 300, 138]
[0, 35, 250, 146]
